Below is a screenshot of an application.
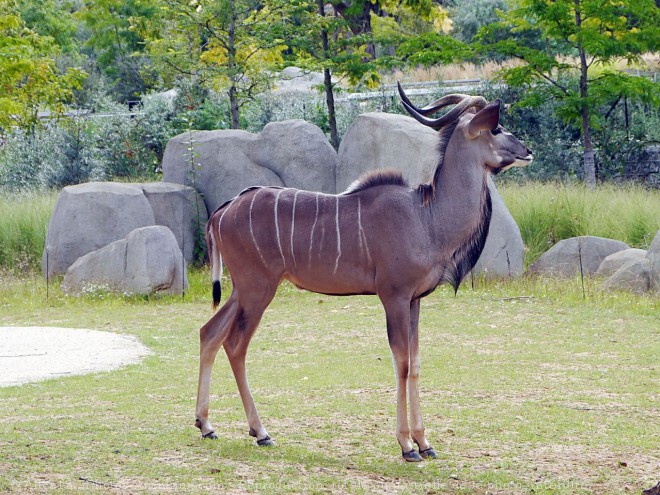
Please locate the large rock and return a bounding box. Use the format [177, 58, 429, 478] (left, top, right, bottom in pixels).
[253, 120, 336, 191]
[62, 226, 188, 295]
[337, 112, 438, 191]
[131, 182, 208, 263]
[162, 120, 336, 212]
[272, 67, 331, 93]
[43, 182, 205, 277]
[648, 230, 660, 292]
[596, 248, 647, 278]
[43, 182, 155, 278]
[529, 236, 630, 277]
[602, 259, 651, 294]
[337, 112, 524, 278]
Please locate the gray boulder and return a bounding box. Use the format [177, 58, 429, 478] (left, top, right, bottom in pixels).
[337, 112, 438, 191]
[162, 120, 336, 212]
[596, 248, 647, 278]
[272, 67, 329, 93]
[529, 236, 630, 277]
[648, 230, 660, 292]
[130, 182, 208, 263]
[43, 182, 155, 278]
[602, 259, 651, 294]
[253, 120, 337, 191]
[337, 112, 524, 278]
[62, 226, 188, 295]
[43, 181, 205, 277]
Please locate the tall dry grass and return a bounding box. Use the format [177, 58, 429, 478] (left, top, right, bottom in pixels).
[386, 60, 524, 83]
[387, 52, 659, 84]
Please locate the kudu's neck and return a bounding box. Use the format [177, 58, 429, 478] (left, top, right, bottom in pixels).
[426, 131, 492, 291]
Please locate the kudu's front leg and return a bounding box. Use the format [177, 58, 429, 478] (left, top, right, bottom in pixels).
[408, 298, 437, 460]
[382, 294, 420, 462]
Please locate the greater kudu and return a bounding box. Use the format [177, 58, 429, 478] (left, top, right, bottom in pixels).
[195, 83, 533, 461]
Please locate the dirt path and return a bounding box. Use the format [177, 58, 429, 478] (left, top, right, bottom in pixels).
[0, 326, 150, 387]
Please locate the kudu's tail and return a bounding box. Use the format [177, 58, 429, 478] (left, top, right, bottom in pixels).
[207, 216, 223, 310]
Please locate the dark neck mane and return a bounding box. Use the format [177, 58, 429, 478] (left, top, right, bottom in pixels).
[417, 120, 459, 205]
[442, 176, 492, 293]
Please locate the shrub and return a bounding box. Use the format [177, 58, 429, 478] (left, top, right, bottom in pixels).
[0, 93, 179, 192]
[0, 126, 60, 191]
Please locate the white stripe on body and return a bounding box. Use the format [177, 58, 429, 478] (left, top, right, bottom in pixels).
[249, 188, 267, 266]
[333, 195, 341, 275]
[290, 190, 301, 268]
[357, 197, 372, 264]
[274, 189, 286, 266]
[308, 193, 320, 269]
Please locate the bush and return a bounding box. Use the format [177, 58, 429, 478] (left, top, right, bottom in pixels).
[0, 94, 180, 192]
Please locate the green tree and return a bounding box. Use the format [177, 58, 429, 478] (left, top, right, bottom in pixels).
[149, 0, 288, 129]
[18, 0, 79, 55]
[287, 0, 449, 148]
[0, 0, 85, 131]
[78, 0, 158, 102]
[449, 0, 507, 44]
[478, 0, 660, 186]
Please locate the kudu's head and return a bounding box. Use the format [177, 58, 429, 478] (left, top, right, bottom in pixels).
[397, 83, 533, 175]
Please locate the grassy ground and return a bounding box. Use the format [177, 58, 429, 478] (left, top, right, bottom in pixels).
[0, 270, 658, 495]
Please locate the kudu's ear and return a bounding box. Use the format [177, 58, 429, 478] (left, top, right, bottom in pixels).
[466, 99, 501, 138]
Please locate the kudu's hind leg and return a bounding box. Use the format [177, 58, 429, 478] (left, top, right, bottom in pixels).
[408, 298, 437, 460]
[195, 293, 239, 438]
[224, 288, 276, 446]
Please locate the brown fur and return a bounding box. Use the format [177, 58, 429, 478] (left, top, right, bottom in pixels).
[194, 88, 532, 460]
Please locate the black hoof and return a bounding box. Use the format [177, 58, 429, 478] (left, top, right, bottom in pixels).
[202, 430, 218, 440]
[402, 449, 422, 462]
[419, 447, 437, 459]
[256, 436, 274, 447]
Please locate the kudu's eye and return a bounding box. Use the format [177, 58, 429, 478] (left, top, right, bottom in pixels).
[491, 128, 502, 135]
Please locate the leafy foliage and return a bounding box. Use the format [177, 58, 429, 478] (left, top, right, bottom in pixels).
[0, 0, 86, 131]
[476, 0, 660, 185]
[0, 92, 181, 191]
[148, 0, 290, 129]
[77, 0, 159, 102]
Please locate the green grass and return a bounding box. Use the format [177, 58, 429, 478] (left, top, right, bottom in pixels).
[499, 182, 660, 265]
[0, 191, 57, 273]
[0, 271, 658, 495]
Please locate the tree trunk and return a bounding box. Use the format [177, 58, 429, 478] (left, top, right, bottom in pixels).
[324, 68, 339, 150]
[581, 106, 596, 187]
[575, 1, 596, 187]
[228, 0, 240, 129]
[229, 85, 240, 130]
[318, 0, 339, 149]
